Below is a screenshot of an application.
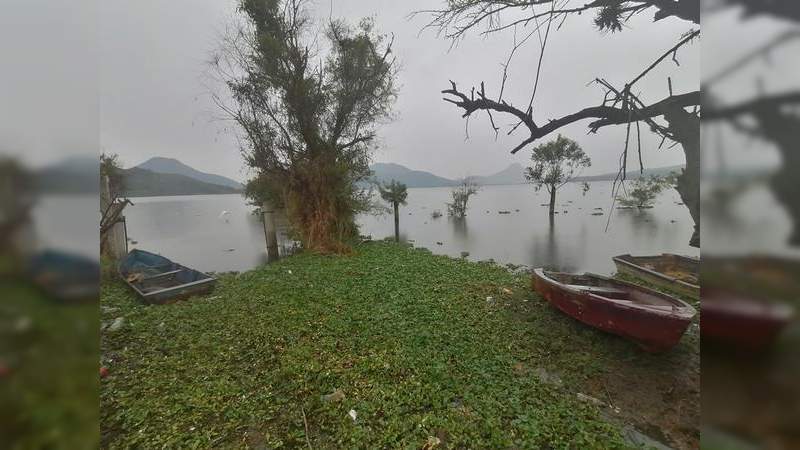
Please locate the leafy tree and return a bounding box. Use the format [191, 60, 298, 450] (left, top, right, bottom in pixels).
[213, 0, 398, 253]
[617, 175, 672, 208]
[447, 178, 480, 218]
[100, 153, 124, 198]
[524, 135, 591, 216]
[378, 179, 408, 242]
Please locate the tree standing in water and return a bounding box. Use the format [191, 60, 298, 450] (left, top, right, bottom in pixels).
[378, 180, 408, 242]
[525, 135, 591, 216]
[447, 178, 480, 218]
[213, 0, 397, 253]
[618, 174, 674, 208]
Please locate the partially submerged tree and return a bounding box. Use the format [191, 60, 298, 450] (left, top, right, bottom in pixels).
[447, 178, 480, 218]
[525, 135, 590, 216]
[213, 0, 397, 253]
[378, 179, 408, 242]
[423, 0, 700, 246]
[617, 175, 672, 208]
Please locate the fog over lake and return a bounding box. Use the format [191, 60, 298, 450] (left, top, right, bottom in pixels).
[118, 181, 699, 274]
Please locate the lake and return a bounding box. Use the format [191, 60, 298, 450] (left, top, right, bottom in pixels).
[122, 181, 699, 274]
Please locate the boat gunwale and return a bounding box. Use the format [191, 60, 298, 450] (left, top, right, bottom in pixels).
[613, 253, 699, 291]
[533, 268, 696, 318]
[118, 249, 217, 301]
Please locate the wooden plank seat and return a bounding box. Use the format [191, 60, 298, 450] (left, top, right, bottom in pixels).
[141, 269, 183, 281]
[566, 284, 630, 299]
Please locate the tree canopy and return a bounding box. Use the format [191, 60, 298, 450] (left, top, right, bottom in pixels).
[214, 0, 398, 253]
[378, 180, 408, 207]
[525, 135, 590, 192]
[525, 135, 590, 215]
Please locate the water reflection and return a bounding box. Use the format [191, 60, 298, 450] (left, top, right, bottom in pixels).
[617, 208, 659, 239]
[450, 217, 468, 245]
[121, 182, 700, 274]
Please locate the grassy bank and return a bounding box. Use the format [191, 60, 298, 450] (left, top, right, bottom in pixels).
[101, 242, 698, 448]
[0, 282, 99, 449]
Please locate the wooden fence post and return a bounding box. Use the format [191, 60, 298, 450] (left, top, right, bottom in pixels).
[262, 201, 280, 262]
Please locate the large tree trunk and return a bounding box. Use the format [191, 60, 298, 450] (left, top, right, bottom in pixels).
[548, 187, 556, 216]
[284, 157, 360, 254]
[753, 108, 800, 245]
[393, 202, 400, 243]
[664, 107, 700, 248]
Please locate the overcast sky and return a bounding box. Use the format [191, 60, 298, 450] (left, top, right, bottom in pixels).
[2, 0, 698, 182]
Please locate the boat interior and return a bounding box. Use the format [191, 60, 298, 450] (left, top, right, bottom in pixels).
[542, 271, 683, 309]
[122, 254, 210, 294]
[622, 254, 699, 285]
[125, 266, 204, 294]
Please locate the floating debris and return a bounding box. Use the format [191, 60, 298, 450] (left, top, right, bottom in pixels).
[577, 392, 603, 406]
[106, 317, 125, 332]
[498, 210, 511, 214]
[321, 388, 345, 403]
[460, 251, 470, 258]
[423, 436, 442, 449]
[591, 212, 604, 216]
[533, 367, 563, 387]
[436, 242, 443, 246]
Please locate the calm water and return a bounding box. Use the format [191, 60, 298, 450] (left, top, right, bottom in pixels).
[124, 194, 273, 272]
[122, 182, 699, 274]
[360, 181, 698, 274]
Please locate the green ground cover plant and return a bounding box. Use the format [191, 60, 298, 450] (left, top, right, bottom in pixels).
[101, 242, 698, 448]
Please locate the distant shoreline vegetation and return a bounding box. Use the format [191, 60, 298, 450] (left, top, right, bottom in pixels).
[31, 155, 685, 197]
[368, 161, 685, 189]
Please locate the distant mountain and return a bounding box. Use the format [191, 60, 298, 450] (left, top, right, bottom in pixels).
[369, 162, 457, 188]
[35, 155, 99, 194]
[573, 164, 684, 182]
[136, 157, 243, 189]
[369, 162, 686, 188]
[121, 167, 241, 197]
[471, 163, 526, 186]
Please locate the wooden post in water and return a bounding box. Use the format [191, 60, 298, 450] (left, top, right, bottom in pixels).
[262, 201, 280, 262]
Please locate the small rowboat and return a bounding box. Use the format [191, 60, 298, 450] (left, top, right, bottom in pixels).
[702, 288, 793, 351]
[118, 249, 216, 304]
[28, 250, 100, 302]
[612, 253, 699, 298]
[532, 269, 696, 352]
[702, 256, 797, 350]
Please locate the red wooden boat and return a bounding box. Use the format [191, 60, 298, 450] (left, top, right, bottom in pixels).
[532, 269, 697, 352]
[701, 289, 793, 351]
[702, 256, 797, 351]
